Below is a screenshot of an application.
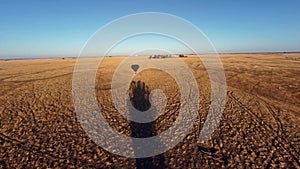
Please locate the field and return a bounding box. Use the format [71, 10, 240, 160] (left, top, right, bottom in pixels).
[0, 53, 299, 168]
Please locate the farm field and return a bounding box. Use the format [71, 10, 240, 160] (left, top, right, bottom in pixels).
[0, 53, 299, 168]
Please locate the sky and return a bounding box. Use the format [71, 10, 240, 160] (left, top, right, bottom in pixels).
[0, 0, 300, 59]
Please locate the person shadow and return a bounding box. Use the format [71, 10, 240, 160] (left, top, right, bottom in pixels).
[128, 80, 165, 169]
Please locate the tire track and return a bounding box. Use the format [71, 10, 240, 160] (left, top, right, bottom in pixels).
[228, 91, 300, 167]
[265, 103, 284, 136]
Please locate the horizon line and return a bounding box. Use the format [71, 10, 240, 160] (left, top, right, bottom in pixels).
[1, 51, 299, 61]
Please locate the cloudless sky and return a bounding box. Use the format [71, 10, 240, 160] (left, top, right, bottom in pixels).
[0, 0, 299, 59]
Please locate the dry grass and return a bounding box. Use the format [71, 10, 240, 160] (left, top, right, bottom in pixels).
[0, 53, 299, 168]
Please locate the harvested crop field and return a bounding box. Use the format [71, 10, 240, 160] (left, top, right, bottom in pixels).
[0, 53, 299, 168]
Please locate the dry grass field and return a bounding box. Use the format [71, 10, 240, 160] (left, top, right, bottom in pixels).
[0, 53, 299, 168]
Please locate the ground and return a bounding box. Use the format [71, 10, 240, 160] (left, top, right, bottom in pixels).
[0, 53, 299, 168]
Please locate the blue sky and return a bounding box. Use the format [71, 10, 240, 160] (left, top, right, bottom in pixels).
[0, 0, 299, 58]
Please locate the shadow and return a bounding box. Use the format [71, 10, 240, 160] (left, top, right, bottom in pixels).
[128, 80, 165, 169]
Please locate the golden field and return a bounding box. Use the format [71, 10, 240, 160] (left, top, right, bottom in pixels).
[0, 53, 299, 168]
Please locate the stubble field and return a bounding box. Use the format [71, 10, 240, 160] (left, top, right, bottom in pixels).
[0, 53, 299, 168]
